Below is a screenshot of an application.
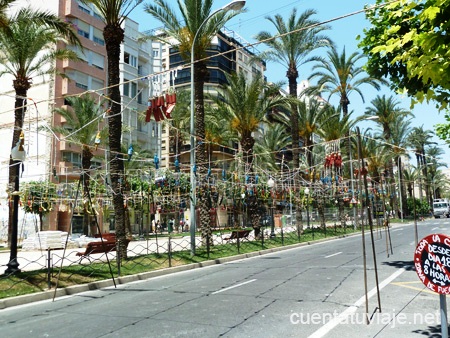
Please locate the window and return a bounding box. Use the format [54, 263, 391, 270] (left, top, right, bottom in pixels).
[137, 91, 143, 104]
[152, 50, 159, 58]
[78, 4, 91, 14]
[123, 79, 130, 96]
[71, 71, 89, 90]
[91, 51, 104, 70]
[91, 78, 104, 92]
[93, 28, 104, 45]
[124, 52, 137, 67]
[93, 35, 104, 45]
[62, 152, 81, 168]
[76, 19, 90, 39]
[131, 82, 137, 98]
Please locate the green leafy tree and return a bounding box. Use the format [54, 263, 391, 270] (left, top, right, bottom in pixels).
[254, 8, 331, 168]
[359, 0, 450, 108]
[81, 0, 142, 257]
[0, 7, 80, 246]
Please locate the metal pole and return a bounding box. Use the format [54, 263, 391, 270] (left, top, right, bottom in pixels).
[5, 161, 21, 274]
[357, 127, 382, 313]
[349, 134, 357, 229]
[398, 157, 403, 222]
[440, 294, 448, 338]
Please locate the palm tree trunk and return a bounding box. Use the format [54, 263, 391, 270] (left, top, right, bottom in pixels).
[8, 82, 28, 246]
[104, 24, 127, 259]
[193, 61, 211, 246]
[241, 135, 261, 238]
[288, 71, 299, 169]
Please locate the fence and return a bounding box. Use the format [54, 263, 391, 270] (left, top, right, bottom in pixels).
[0, 206, 372, 299]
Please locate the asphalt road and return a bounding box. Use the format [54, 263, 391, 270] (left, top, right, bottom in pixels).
[1, 218, 449, 338]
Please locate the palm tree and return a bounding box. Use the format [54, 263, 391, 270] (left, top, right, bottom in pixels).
[407, 126, 436, 202]
[254, 8, 331, 168]
[424, 145, 447, 201]
[145, 0, 245, 236]
[52, 95, 107, 236]
[363, 95, 411, 217]
[309, 46, 384, 118]
[254, 124, 290, 171]
[279, 99, 327, 168]
[308, 46, 385, 181]
[0, 7, 80, 246]
[213, 72, 286, 238]
[0, 0, 14, 30]
[389, 116, 412, 217]
[81, 0, 142, 257]
[165, 90, 190, 167]
[318, 106, 355, 227]
[363, 95, 411, 141]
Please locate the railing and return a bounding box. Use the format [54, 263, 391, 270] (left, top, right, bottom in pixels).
[0, 207, 373, 299]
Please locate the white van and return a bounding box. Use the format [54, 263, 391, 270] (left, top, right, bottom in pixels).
[433, 199, 450, 218]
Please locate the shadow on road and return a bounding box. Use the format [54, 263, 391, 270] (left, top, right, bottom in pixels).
[381, 260, 415, 271]
[413, 325, 449, 338]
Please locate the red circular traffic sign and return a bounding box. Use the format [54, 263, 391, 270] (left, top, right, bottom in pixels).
[414, 233, 450, 294]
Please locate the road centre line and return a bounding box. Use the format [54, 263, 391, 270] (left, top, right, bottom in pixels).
[211, 279, 257, 295]
[308, 267, 406, 338]
[324, 252, 342, 258]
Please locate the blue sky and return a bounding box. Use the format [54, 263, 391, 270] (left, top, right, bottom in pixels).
[130, 0, 450, 165]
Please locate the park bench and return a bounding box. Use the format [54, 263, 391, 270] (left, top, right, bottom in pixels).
[76, 241, 117, 261]
[223, 229, 251, 241]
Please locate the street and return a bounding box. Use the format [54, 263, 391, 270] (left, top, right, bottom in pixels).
[0, 218, 448, 337]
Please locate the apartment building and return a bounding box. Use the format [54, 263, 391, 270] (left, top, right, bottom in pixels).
[157, 27, 266, 174]
[0, 0, 157, 239]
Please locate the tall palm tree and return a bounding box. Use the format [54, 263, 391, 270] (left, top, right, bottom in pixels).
[254, 8, 331, 168]
[279, 99, 327, 168]
[254, 124, 291, 171]
[308, 46, 385, 181]
[318, 106, 355, 227]
[0, 7, 80, 246]
[424, 145, 447, 201]
[309, 46, 385, 119]
[165, 90, 190, 166]
[363, 95, 411, 141]
[407, 126, 436, 202]
[81, 0, 142, 257]
[389, 116, 412, 217]
[52, 95, 107, 236]
[145, 0, 245, 236]
[213, 72, 286, 238]
[363, 95, 411, 217]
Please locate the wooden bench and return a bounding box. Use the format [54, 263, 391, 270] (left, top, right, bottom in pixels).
[76, 241, 117, 261]
[223, 229, 251, 241]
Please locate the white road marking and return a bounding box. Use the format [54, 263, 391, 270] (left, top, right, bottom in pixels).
[211, 279, 257, 295]
[325, 252, 342, 258]
[432, 227, 440, 231]
[308, 268, 406, 338]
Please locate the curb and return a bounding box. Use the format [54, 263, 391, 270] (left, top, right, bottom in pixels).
[0, 232, 357, 310]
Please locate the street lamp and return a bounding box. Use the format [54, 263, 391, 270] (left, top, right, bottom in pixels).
[267, 177, 275, 238]
[5, 131, 26, 274]
[189, 0, 246, 255]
